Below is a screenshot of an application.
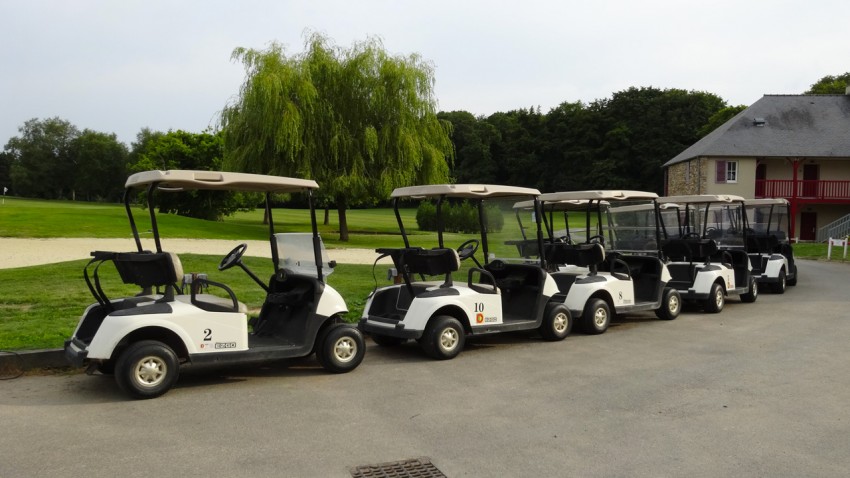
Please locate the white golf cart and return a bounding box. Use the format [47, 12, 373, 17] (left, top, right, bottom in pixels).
[65, 170, 365, 399]
[743, 198, 798, 293]
[655, 194, 758, 313]
[525, 190, 682, 335]
[358, 184, 572, 360]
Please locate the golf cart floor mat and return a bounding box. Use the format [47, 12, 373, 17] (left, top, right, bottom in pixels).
[349, 457, 446, 478]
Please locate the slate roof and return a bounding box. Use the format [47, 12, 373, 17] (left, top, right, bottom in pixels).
[664, 94, 850, 167]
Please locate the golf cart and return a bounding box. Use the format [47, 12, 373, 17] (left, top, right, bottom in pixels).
[526, 190, 681, 335]
[655, 194, 758, 313]
[743, 198, 798, 293]
[64, 170, 365, 399]
[358, 184, 572, 360]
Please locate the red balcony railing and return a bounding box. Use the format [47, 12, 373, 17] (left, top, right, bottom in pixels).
[755, 180, 850, 200]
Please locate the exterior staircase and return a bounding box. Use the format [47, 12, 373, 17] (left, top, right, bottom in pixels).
[817, 214, 850, 242]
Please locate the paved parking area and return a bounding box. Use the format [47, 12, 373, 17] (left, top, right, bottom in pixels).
[1, 259, 849, 477]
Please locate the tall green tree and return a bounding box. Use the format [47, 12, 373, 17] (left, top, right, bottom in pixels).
[71, 130, 128, 202]
[437, 110, 499, 184]
[5, 117, 79, 199]
[129, 130, 255, 220]
[806, 72, 850, 94]
[220, 33, 454, 240]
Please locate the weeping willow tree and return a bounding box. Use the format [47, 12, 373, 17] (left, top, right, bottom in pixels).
[220, 33, 454, 240]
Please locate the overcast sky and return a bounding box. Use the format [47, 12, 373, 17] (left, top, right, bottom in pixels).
[2, 0, 849, 147]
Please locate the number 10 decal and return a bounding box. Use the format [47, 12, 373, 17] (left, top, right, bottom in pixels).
[474, 302, 484, 312]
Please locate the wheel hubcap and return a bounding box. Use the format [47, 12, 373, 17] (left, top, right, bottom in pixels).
[553, 312, 568, 333]
[333, 337, 356, 363]
[669, 295, 680, 313]
[133, 356, 166, 388]
[594, 308, 608, 327]
[715, 289, 724, 307]
[439, 328, 459, 351]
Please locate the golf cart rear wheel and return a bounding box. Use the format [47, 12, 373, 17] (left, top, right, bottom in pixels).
[421, 316, 465, 360]
[655, 287, 681, 320]
[540, 303, 572, 341]
[582, 299, 611, 335]
[741, 276, 758, 303]
[115, 340, 180, 399]
[704, 282, 725, 313]
[317, 324, 365, 373]
[772, 270, 787, 294]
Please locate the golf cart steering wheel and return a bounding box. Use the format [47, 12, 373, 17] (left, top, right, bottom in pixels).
[588, 234, 605, 245]
[456, 239, 480, 261]
[219, 243, 248, 271]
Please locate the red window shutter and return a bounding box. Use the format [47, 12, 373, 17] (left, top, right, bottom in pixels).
[715, 160, 726, 183]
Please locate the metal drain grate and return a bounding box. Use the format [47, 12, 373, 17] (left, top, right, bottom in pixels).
[349, 457, 446, 478]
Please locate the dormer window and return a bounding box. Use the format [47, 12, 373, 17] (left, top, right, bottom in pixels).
[753, 117, 766, 127]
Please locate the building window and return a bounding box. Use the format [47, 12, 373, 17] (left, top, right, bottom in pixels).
[715, 160, 738, 184]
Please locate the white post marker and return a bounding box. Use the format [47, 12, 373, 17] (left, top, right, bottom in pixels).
[827, 237, 849, 260]
[2, 186, 6, 205]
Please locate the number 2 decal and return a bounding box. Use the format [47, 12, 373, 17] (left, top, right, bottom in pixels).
[203, 329, 212, 341]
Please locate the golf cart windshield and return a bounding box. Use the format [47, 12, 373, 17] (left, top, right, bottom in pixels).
[389, 183, 542, 265]
[537, 191, 660, 254]
[656, 195, 747, 248]
[744, 199, 790, 241]
[275, 233, 334, 279]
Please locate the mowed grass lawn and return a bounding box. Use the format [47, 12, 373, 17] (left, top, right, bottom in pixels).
[0, 196, 840, 350]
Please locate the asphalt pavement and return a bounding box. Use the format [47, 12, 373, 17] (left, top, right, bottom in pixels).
[1, 259, 849, 477]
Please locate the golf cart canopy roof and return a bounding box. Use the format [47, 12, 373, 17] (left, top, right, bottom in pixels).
[743, 198, 790, 206]
[539, 190, 658, 202]
[514, 199, 587, 211]
[125, 170, 319, 193]
[391, 183, 540, 199]
[656, 194, 745, 204]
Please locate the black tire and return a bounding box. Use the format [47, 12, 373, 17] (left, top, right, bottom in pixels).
[316, 324, 365, 373]
[655, 287, 681, 320]
[539, 303, 572, 341]
[772, 270, 787, 294]
[740, 276, 758, 303]
[371, 333, 406, 347]
[582, 299, 611, 335]
[787, 267, 797, 286]
[96, 361, 115, 375]
[115, 340, 180, 399]
[704, 282, 725, 313]
[421, 316, 465, 360]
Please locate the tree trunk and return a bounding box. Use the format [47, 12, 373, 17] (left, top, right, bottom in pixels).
[324, 206, 330, 225]
[336, 198, 349, 242]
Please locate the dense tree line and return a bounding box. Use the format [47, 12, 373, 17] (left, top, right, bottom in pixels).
[2, 71, 847, 221]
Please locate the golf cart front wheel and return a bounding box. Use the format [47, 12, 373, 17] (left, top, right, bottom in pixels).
[705, 282, 725, 313]
[655, 287, 681, 320]
[540, 303, 572, 341]
[772, 270, 787, 294]
[741, 277, 758, 303]
[582, 299, 611, 335]
[317, 324, 365, 373]
[421, 316, 465, 360]
[115, 340, 180, 399]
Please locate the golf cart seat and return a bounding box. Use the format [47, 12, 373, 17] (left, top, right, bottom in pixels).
[377, 247, 460, 287]
[543, 243, 606, 273]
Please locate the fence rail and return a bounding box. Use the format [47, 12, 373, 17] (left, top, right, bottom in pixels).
[756, 180, 850, 200]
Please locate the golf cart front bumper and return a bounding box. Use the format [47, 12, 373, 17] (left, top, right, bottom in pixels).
[64, 338, 89, 368]
[358, 316, 422, 340]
